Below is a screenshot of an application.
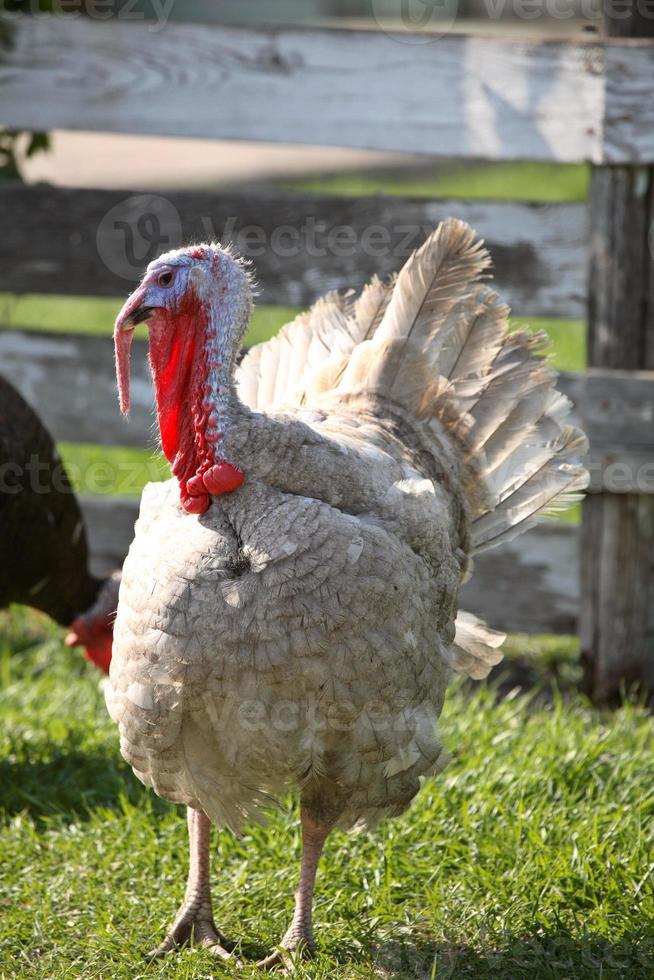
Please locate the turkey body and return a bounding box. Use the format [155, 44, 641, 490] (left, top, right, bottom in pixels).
[113, 404, 461, 831]
[106, 221, 587, 961]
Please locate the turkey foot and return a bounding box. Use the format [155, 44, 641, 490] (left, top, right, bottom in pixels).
[256, 926, 316, 971]
[146, 807, 238, 964]
[257, 808, 331, 971]
[146, 903, 231, 960]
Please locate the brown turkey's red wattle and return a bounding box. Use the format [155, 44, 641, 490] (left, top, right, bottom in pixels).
[114, 288, 243, 514]
[66, 614, 113, 673]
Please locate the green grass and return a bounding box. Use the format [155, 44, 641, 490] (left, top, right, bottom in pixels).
[0, 292, 120, 336]
[282, 161, 589, 203]
[1, 612, 652, 979]
[56, 443, 171, 498]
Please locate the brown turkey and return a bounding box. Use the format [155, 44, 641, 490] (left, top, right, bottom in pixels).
[0, 374, 119, 672]
[106, 220, 588, 967]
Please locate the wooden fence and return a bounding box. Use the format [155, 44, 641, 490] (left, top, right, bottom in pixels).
[1, 11, 653, 699]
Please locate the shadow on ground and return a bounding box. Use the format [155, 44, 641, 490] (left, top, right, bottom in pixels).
[374, 928, 654, 979]
[0, 745, 165, 824]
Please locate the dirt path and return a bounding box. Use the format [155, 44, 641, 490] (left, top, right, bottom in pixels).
[24, 131, 410, 190]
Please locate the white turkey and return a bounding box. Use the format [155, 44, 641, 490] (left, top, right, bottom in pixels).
[107, 220, 587, 967]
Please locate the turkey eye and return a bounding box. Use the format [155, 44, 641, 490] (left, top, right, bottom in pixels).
[158, 270, 174, 288]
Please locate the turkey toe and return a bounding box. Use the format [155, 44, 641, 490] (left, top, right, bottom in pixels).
[146, 906, 229, 959]
[256, 935, 316, 972]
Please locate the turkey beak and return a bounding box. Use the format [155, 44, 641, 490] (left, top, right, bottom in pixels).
[114, 322, 134, 416]
[114, 284, 149, 416]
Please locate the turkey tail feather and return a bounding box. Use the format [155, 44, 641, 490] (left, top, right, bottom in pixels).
[322, 219, 589, 554]
[236, 214, 588, 582]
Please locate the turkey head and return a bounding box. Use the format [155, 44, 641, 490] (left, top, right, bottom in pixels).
[114, 244, 253, 515]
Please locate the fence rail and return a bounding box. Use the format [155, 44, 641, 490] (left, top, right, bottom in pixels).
[0, 186, 586, 318]
[1, 18, 654, 163]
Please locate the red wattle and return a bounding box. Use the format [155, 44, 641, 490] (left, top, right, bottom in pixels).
[84, 635, 113, 674]
[186, 473, 208, 497]
[146, 291, 245, 515]
[181, 488, 211, 514]
[202, 463, 244, 495]
[67, 615, 113, 674]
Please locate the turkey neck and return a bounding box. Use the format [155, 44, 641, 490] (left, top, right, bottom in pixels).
[154, 291, 419, 519]
[149, 291, 249, 515]
[151, 289, 353, 514]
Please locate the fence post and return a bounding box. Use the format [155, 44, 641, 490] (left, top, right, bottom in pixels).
[580, 7, 654, 702]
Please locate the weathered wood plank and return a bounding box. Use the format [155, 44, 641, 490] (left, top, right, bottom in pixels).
[604, 45, 654, 164]
[0, 185, 587, 318]
[560, 369, 654, 494]
[601, 0, 654, 163]
[461, 523, 580, 635]
[0, 17, 605, 162]
[580, 159, 654, 704]
[581, 494, 654, 701]
[586, 169, 654, 371]
[0, 329, 153, 449]
[80, 492, 579, 634]
[82, 495, 142, 579]
[2, 329, 654, 491]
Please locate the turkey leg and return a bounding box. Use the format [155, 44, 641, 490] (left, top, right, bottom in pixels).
[147, 807, 235, 961]
[258, 807, 332, 970]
